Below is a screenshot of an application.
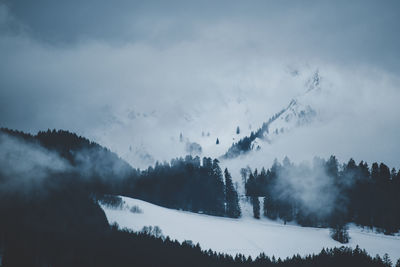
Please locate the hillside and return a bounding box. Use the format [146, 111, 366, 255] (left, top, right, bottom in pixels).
[222, 71, 320, 159]
[102, 196, 400, 262]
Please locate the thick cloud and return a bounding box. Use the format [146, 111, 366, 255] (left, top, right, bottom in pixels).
[3, 0, 400, 71]
[0, 1, 399, 169]
[0, 133, 70, 193]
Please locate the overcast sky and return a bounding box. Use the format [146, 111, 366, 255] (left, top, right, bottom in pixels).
[1, 0, 399, 169]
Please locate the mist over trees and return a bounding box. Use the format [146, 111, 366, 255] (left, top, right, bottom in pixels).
[0, 128, 240, 218]
[0, 128, 242, 266]
[2, 127, 399, 230]
[244, 156, 400, 234]
[0, 127, 398, 266]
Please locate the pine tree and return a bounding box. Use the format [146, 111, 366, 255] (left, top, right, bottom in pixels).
[236, 126, 240, 135]
[379, 163, 391, 182]
[282, 156, 291, 168]
[371, 162, 380, 181]
[264, 196, 278, 220]
[256, 167, 267, 195]
[245, 172, 256, 197]
[252, 196, 260, 219]
[325, 155, 339, 179]
[330, 224, 349, 244]
[216, 138, 220, 145]
[382, 253, 392, 267]
[240, 167, 249, 188]
[211, 159, 225, 216]
[224, 168, 241, 218]
[263, 196, 268, 217]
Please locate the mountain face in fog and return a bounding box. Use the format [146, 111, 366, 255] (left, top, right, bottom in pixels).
[250, 72, 320, 149]
[1, 1, 400, 170]
[223, 71, 320, 159]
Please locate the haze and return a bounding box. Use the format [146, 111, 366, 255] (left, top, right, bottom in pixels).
[1, 0, 399, 169]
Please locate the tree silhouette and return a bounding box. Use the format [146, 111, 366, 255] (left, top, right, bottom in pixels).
[252, 196, 260, 219]
[224, 168, 241, 218]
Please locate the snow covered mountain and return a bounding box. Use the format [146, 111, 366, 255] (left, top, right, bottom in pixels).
[223, 71, 320, 159]
[102, 196, 400, 261]
[252, 73, 320, 150]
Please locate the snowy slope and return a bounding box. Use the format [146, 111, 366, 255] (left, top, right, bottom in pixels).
[249, 71, 320, 152]
[219, 72, 324, 188]
[220, 71, 320, 162]
[89, 67, 326, 169]
[102, 196, 400, 262]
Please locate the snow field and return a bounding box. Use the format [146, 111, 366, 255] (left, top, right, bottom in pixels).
[102, 196, 400, 262]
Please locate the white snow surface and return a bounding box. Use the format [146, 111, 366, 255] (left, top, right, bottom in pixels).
[102, 196, 400, 262]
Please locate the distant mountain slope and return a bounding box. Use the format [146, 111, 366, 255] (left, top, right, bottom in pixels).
[222, 71, 320, 159]
[102, 195, 400, 261]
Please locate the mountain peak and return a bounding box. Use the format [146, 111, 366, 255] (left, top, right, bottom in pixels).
[305, 70, 321, 93]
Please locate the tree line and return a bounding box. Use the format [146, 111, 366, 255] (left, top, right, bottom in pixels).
[0, 171, 394, 267]
[0, 128, 240, 218]
[131, 156, 241, 218]
[0, 128, 398, 266]
[244, 156, 400, 234]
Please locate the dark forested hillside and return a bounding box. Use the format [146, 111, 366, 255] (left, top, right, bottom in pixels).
[0, 173, 392, 267]
[0, 128, 398, 266]
[0, 128, 240, 218]
[132, 156, 241, 217]
[244, 156, 400, 234]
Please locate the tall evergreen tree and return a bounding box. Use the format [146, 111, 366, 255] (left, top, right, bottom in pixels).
[263, 196, 268, 217]
[330, 224, 349, 244]
[379, 163, 391, 182]
[256, 167, 267, 195]
[224, 168, 241, 218]
[240, 167, 249, 188]
[245, 172, 256, 197]
[326, 155, 339, 180]
[211, 159, 226, 216]
[252, 196, 260, 219]
[264, 196, 278, 220]
[371, 162, 380, 181]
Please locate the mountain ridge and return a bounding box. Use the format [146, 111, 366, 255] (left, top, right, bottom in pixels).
[222, 71, 320, 159]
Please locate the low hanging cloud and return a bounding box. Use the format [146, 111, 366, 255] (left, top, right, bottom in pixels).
[0, 1, 399, 170]
[0, 133, 70, 193]
[0, 130, 135, 196]
[273, 159, 339, 220]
